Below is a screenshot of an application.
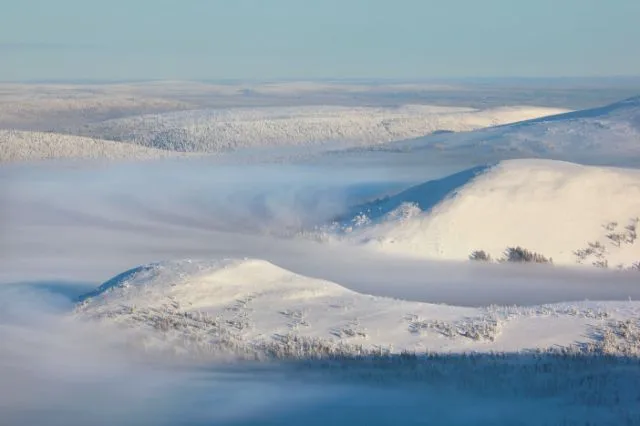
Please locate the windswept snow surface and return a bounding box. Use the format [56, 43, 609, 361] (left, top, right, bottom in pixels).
[75, 258, 640, 358]
[0, 130, 186, 162]
[341, 159, 640, 268]
[374, 95, 640, 166]
[76, 105, 567, 152]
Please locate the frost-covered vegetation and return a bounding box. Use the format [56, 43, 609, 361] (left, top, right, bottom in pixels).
[502, 246, 553, 264]
[0, 129, 186, 162]
[469, 247, 552, 264]
[407, 313, 502, 342]
[469, 250, 492, 261]
[0, 99, 567, 161]
[572, 218, 639, 268]
[72, 258, 640, 365]
[74, 287, 639, 362]
[75, 300, 640, 362]
[75, 105, 566, 153]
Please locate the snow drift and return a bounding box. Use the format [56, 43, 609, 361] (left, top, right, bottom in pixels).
[378, 95, 640, 166]
[75, 258, 640, 359]
[75, 105, 568, 152]
[341, 159, 640, 268]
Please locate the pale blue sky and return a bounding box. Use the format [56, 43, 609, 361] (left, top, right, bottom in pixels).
[1, 0, 639, 81]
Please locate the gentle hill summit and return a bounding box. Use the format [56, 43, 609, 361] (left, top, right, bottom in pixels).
[342, 159, 640, 268]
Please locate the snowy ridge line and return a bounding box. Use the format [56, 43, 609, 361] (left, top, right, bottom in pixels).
[361, 95, 640, 165]
[73, 104, 568, 152]
[74, 258, 640, 360]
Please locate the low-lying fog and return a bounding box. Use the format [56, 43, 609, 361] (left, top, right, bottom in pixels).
[2, 153, 639, 425]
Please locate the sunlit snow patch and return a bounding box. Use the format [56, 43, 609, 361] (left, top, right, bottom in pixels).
[340, 159, 640, 268]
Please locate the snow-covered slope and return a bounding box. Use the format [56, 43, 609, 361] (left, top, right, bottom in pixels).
[0, 130, 186, 162]
[378, 96, 640, 165]
[340, 159, 640, 268]
[76, 105, 568, 152]
[75, 258, 640, 358]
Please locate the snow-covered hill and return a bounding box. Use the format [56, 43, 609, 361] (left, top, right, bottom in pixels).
[0, 130, 186, 162]
[338, 159, 640, 268]
[377, 96, 640, 165]
[75, 105, 568, 152]
[75, 258, 640, 359]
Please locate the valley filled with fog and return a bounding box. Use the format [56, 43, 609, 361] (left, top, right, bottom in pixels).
[2, 81, 640, 425]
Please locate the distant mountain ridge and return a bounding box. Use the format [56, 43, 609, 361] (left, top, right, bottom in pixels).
[73, 105, 567, 153]
[373, 95, 640, 166]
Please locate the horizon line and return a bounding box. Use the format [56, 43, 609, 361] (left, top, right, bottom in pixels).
[2, 75, 640, 86]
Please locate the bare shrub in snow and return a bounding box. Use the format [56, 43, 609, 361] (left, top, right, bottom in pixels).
[593, 259, 609, 269]
[607, 232, 626, 248]
[574, 219, 639, 266]
[469, 250, 492, 262]
[574, 241, 606, 263]
[605, 218, 639, 247]
[502, 246, 552, 264]
[624, 218, 638, 244]
[406, 314, 502, 342]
